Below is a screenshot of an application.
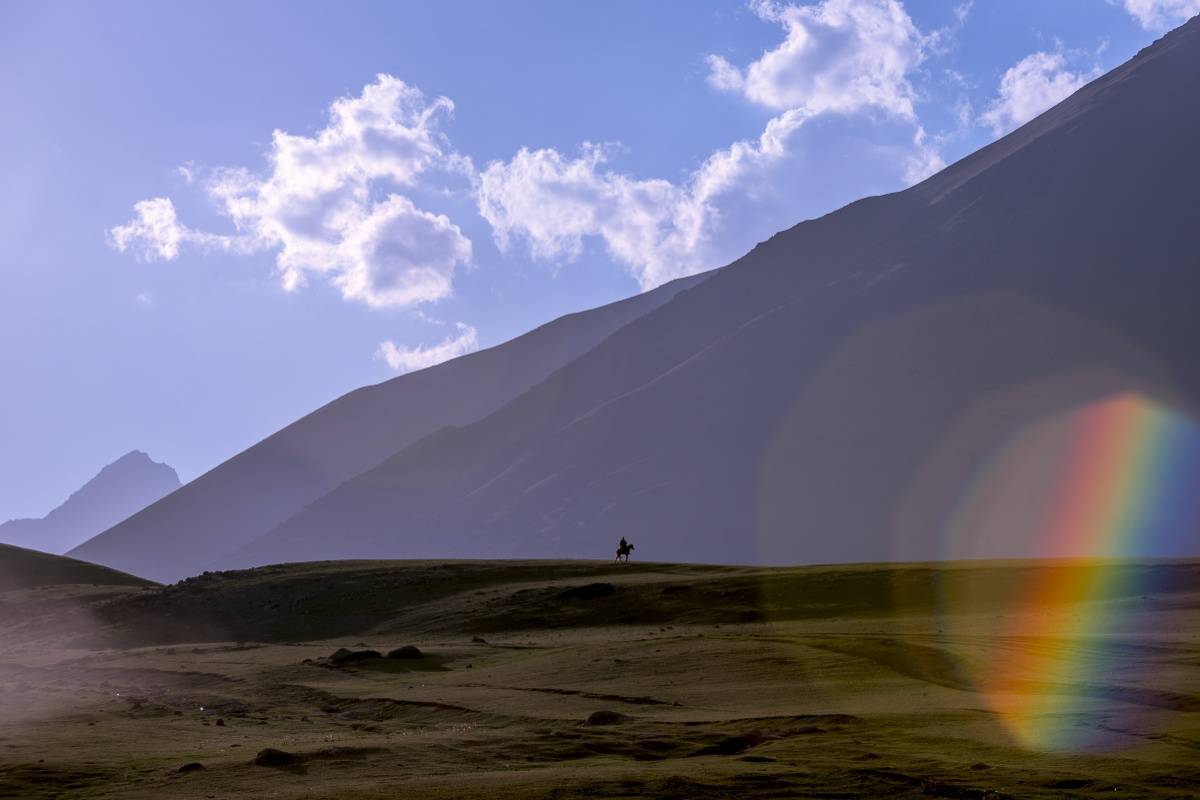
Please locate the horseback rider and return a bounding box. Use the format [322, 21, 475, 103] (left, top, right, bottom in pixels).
[615, 537, 634, 563]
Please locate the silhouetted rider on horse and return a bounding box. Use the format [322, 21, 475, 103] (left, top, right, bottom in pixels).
[615, 536, 635, 563]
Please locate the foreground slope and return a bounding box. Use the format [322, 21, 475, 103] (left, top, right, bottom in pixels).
[70, 273, 708, 582]
[0, 451, 179, 555]
[0, 558, 1197, 798]
[230, 19, 1200, 569]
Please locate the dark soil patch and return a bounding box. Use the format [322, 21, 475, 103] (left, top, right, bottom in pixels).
[559, 583, 617, 601]
[252, 747, 304, 771]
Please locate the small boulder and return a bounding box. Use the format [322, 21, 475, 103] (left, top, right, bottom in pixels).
[175, 762, 205, 774]
[329, 648, 382, 665]
[386, 645, 423, 660]
[584, 710, 628, 726]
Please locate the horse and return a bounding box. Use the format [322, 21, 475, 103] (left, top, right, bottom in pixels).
[615, 541, 635, 563]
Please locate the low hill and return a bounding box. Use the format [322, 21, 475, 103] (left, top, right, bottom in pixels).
[0, 542, 154, 592]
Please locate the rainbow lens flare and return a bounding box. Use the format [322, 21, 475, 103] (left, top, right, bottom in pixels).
[956, 393, 1200, 750]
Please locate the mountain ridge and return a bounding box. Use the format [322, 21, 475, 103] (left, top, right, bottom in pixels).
[0, 450, 180, 555]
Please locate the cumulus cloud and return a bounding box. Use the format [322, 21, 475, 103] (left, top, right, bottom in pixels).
[109, 75, 473, 309]
[979, 51, 1091, 136]
[709, 0, 924, 118]
[375, 322, 479, 372]
[482, 0, 944, 289]
[479, 144, 704, 289]
[1122, 0, 1200, 29]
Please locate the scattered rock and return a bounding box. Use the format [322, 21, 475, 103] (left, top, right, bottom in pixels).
[386, 645, 423, 660]
[471, 636, 488, 644]
[215, 718, 225, 727]
[175, 762, 205, 773]
[329, 648, 382, 665]
[252, 748, 301, 768]
[583, 710, 628, 726]
[660, 585, 691, 595]
[559, 582, 617, 601]
[970, 762, 992, 771]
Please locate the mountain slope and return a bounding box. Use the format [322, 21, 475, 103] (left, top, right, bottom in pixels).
[226, 18, 1200, 569]
[69, 272, 709, 582]
[0, 451, 180, 554]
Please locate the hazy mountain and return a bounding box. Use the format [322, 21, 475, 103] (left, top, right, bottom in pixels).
[69, 273, 710, 582]
[222, 19, 1200, 570]
[0, 451, 180, 555]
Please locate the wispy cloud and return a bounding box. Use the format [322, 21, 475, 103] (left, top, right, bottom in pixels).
[375, 322, 479, 372]
[108, 197, 245, 260]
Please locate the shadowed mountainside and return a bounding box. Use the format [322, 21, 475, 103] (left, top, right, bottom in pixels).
[0, 451, 179, 555]
[69, 272, 709, 582]
[224, 19, 1200, 571]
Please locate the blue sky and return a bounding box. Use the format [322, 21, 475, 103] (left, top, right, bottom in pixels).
[1, 0, 1195, 520]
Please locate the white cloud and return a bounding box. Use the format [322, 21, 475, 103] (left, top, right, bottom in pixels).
[110, 75, 473, 309]
[334, 195, 470, 308]
[107, 197, 241, 260]
[904, 125, 947, 184]
[479, 144, 704, 289]
[979, 51, 1090, 136]
[375, 322, 479, 372]
[709, 0, 925, 118]
[1122, 0, 1200, 29]
[706, 54, 746, 93]
[483, 0, 944, 289]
